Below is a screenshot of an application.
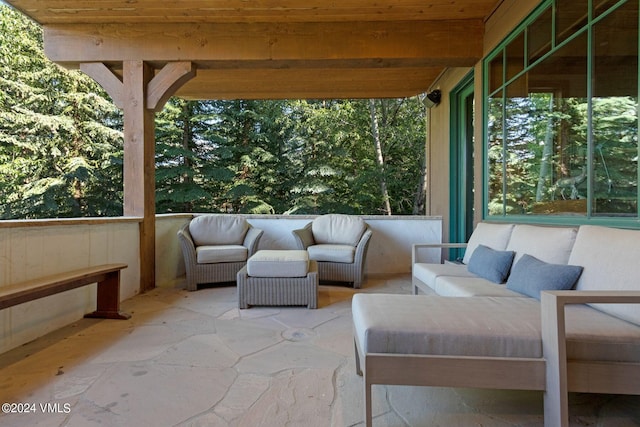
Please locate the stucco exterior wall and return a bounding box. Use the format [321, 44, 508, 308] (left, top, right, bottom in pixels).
[426, 0, 541, 242]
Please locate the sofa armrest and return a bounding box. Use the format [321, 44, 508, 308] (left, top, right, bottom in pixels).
[243, 226, 264, 257]
[412, 243, 467, 265]
[540, 290, 640, 426]
[292, 223, 314, 249]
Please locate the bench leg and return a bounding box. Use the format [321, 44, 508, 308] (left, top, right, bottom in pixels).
[364, 373, 373, 427]
[85, 271, 131, 320]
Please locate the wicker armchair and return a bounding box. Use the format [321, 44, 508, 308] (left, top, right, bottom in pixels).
[292, 214, 372, 288]
[178, 215, 263, 291]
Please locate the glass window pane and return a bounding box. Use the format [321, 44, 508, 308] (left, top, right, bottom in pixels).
[556, 0, 588, 45]
[592, 0, 639, 216]
[527, 6, 552, 65]
[488, 53, 504, 94]
[594, 0, 622, 19]
[506, 32, 525, 82]
[487, 92, 505, 215]
[503, 33, 589, 216]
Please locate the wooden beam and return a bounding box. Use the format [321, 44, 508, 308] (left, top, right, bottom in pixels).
[43, 20, 483, 65]
[147, 62, 197, 112]
[5, 0, 500, 24]
[79, 62, 124, 108]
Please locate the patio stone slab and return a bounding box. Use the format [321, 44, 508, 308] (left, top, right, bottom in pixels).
[1, 273, 639, 426]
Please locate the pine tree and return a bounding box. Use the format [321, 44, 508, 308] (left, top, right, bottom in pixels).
[0, 5, 123, 219]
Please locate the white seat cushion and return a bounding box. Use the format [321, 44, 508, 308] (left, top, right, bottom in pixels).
[247, 250, 309, 277]
[353, 294, 542, 358]
[412, 263, 475, 291]
[196, 245, 247, 264]
[307, 244, 355, 263]
[352, 294, 640, 363]
[189, 215, 249, 246]
[434, 275, 524, 297]
[311, 214, 366, 246]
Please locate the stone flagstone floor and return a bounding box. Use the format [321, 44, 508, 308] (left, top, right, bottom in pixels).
[0, 274, 639, 426]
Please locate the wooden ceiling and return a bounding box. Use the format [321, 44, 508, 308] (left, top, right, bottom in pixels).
[5, 0, 502, 99]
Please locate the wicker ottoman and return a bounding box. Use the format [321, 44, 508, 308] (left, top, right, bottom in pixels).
[237, 250, 318, 309]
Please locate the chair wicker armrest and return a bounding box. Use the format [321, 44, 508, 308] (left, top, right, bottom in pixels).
[352, 227, 373, 289]
[177, 224, 196, 266]
[541, 290, 640, 426]
[292, 223, 314, 249]
[177, 223, 199, 290]
[243, 226, 264, 257]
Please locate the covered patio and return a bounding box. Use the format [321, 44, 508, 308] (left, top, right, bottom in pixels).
[1, 0, 498, 351]
[2, 0, 640, 425]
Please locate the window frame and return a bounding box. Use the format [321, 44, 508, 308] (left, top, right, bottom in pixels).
[482, 0, 640, 227]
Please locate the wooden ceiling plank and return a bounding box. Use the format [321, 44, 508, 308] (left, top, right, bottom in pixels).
[174, 66, 443, 100]
[6, 0, 499, 24]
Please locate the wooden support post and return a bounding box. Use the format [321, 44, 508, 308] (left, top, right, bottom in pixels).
[80, 61, 195, 293]
[122, 60, 156, 292]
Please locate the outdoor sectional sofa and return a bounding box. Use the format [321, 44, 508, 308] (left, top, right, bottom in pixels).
[352, 222, 640, 427]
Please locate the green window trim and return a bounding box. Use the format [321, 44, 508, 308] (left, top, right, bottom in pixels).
[483, 0, 640, 227]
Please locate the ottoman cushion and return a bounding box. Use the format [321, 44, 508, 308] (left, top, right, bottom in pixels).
[247, 250, 309, 278]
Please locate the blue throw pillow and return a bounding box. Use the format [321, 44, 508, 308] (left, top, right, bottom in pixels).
[467, 244, 515, 284]
[506, 254, 583, 300]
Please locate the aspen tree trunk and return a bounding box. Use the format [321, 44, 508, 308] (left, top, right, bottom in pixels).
[369, 99, 392, 215]
[181, 102, 193, 212]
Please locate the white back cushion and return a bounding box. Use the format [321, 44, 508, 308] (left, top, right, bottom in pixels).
[506, 225, 578, 264]
[312, 214, 366, 246]
[189, 215, 249, 246]
[462, 222, 515, 265]
[569, 225, 640, 326]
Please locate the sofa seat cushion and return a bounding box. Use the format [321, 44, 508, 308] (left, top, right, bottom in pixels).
[353, 294, 542, 358]
[311, 214, 366, 246]
[506, 225, 578, 265]
[566, 304, 640, 363]
[308, 244, 355, 263]
[413, 263, 475, 291]
[352, 294, 640, 363]
[196, 245, 247, 264]
[247, 250, 309, 278]
[434, 276, 525, 297]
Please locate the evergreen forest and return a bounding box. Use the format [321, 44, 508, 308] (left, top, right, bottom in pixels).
[0, 6, 428, 219]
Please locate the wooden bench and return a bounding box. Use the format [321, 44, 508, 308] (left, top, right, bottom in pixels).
[0, 263, 131, 320]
